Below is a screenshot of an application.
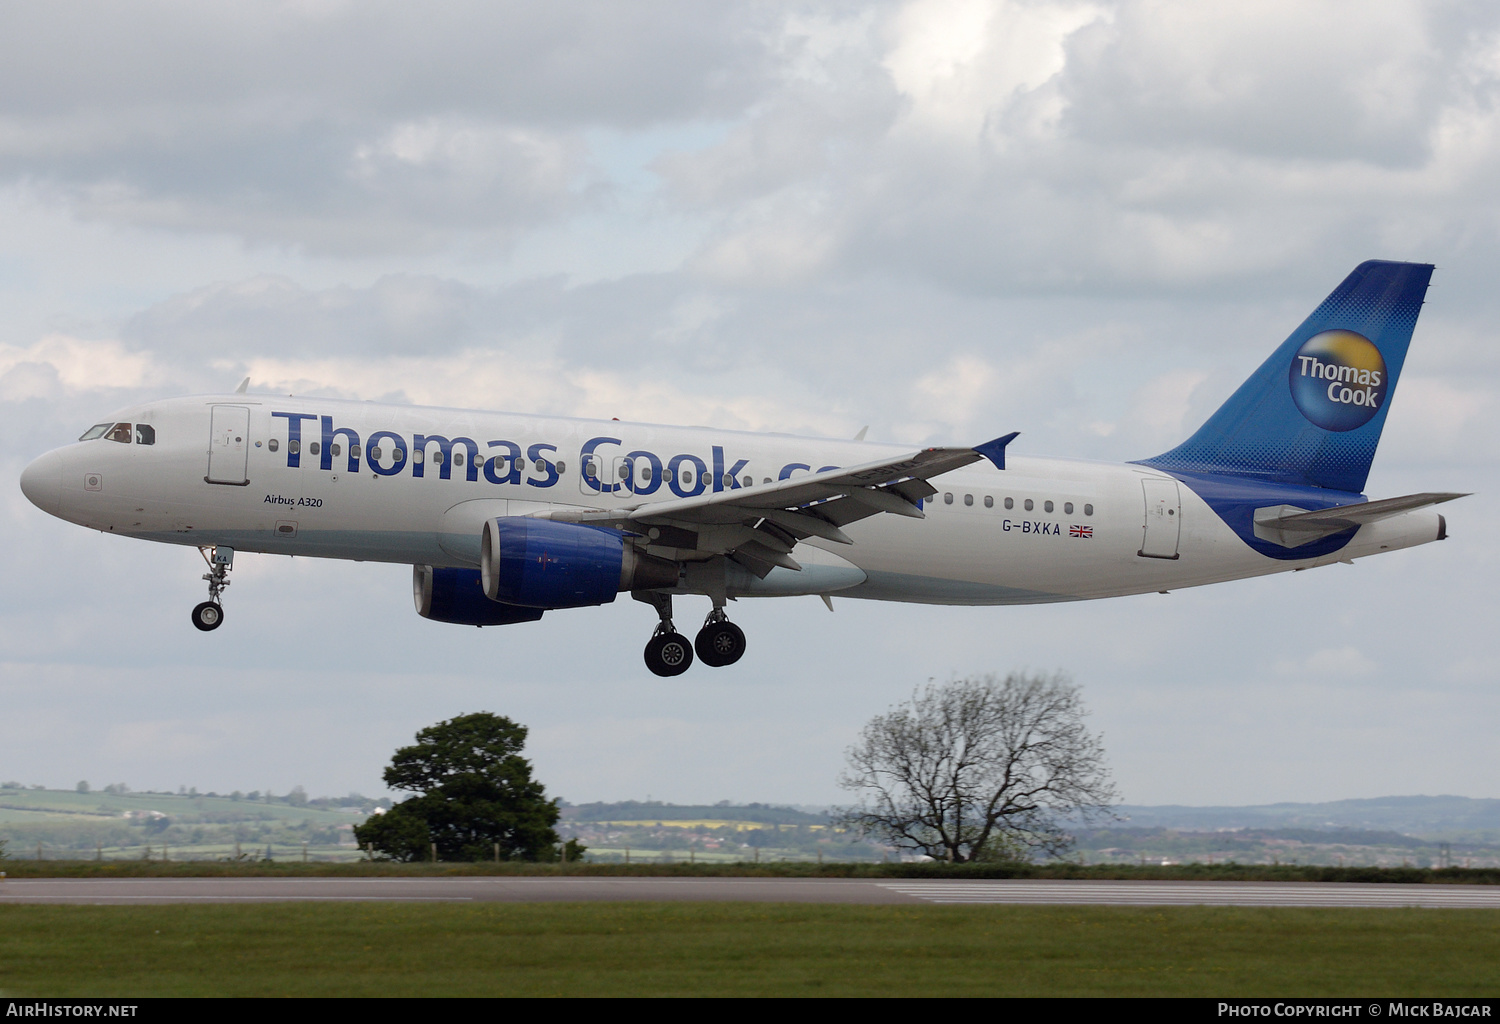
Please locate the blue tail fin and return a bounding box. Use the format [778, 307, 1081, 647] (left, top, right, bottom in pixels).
[1138, 260, 1433, 493]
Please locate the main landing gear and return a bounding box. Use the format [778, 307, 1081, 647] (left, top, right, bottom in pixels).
[635, 593, 747, 676]
[695, 607, 746, 668]
[638, 592, 692, 677]
[192, 546, 233, 632]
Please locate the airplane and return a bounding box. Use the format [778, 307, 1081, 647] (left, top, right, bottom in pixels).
[18, 260, 1465, 676]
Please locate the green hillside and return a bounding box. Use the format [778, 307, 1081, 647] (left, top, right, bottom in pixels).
[0, 783, 383, 862]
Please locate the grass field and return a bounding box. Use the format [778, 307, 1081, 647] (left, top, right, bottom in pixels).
[0, 903, 1496, 997]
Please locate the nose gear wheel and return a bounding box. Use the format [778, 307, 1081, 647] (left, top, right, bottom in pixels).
[191, 601, 223, 631]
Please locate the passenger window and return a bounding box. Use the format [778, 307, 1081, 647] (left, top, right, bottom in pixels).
[351, 444, 361, 459]
[289, 440, 300, 455]
[134, 424, 156, 445]
[107, 423, 132, 444]
[268, 439, 279, 452]
[1084, 503, 1094, 516]
[434, 451, 445, 464]
[534, 459, 545, 472]
[454, 453, 464, 466]
[1024, 499, 1034, 511]
[964, 494, 973, 506]
[1044, 500, 1054, 513]
[309, 442, 320, 456]
[1064, 502, 1073, 515]
[371, 446, 381, 460]
[414, 450, 425, 464]
[641, 466, 653, 481]
[944, 492, 953, 505]
[1004, 497, 1013, 510]
[683, 471, 694, 485]
[984, 495, 993, 508]
[79, 422, 113, 442]
[742, 476, 752, 488]
[331, 443, 341, 457]
[555, 461, 566, 474]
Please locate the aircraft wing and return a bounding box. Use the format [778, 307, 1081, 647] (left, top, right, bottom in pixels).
[539, 433, 1019, 577]
[1253, 491, 1468, 548]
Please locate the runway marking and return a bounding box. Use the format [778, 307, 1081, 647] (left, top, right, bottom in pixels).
[879, 881, 1500, 908]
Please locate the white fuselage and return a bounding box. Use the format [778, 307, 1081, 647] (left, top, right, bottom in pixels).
[21, 394, 1445, 606]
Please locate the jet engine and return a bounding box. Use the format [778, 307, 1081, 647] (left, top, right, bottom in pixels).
[412, 565, 545, 626]
[480, 517, 679, 609]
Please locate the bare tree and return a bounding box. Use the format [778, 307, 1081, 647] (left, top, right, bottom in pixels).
[839, 673, 1117, 863]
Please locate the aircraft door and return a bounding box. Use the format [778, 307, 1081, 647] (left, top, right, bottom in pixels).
[206, 405, 250, 485]
[1138, 477, 1181, 559]
[580, 453, 607, 495]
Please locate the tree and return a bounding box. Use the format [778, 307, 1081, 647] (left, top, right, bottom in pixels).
[353, 712, 567, 862]
[838, 673, 1117, 863]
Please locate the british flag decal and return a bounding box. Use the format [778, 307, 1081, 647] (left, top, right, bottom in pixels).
[1070, 524, 1093, 538]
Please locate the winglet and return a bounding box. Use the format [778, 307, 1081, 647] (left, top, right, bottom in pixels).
[974, 432, 1020, 470]
[235, 377, 250, 394]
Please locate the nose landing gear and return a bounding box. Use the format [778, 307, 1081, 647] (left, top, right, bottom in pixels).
[636, 591, 693, 677]
[192, 546, 233, 632]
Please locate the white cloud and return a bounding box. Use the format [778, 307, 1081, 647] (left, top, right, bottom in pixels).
[0, 335, 161, 399]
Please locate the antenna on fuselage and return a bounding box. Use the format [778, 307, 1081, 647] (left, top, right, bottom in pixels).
[853, 426, 868, 441]
[234, 377, 250, 394]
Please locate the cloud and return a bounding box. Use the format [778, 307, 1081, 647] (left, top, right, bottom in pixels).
[1274, 647, 1378, 678]
[655, 1, 1500, 294]
[0, 2, 778, 253]
[0, 335, 162, 399]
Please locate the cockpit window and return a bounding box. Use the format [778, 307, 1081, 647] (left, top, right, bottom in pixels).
[135, 424, 156, 446]
[106, 423, 132, 444]
[79, 422, 112, 442]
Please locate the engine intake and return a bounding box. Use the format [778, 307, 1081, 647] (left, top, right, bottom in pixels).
[413, 565, 545, 626]
[480, 517, 678, 609]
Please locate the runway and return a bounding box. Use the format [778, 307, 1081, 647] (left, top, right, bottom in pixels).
[3, 877, 1500, 907]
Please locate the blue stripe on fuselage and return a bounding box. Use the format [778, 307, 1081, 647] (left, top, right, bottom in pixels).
[1167, 471, 1361, 560]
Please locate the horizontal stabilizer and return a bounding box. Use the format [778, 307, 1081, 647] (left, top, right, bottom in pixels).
[1253, 492, 1467, 548]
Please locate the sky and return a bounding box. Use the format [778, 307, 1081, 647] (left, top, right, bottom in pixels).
[1, 0, 1496, 808]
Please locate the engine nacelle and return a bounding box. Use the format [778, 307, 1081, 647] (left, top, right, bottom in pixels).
[480, 517, 679, 609]
[413, 565, 545, 626]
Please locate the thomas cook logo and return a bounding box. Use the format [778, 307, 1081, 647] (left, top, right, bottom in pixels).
[1288, 329, 1387, 432]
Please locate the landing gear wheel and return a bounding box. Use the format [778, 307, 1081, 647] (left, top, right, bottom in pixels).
[644, 631, 694, 677]
[191, 601, 224, 632]
[695, 621, 746, 667]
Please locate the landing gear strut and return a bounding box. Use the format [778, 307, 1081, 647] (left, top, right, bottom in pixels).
[695, 606, 746, 668]
[636, 592, 693, 677]
[192, 546, 233, 632]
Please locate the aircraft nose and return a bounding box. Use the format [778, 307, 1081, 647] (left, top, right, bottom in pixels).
[20, 449, 64, 516]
